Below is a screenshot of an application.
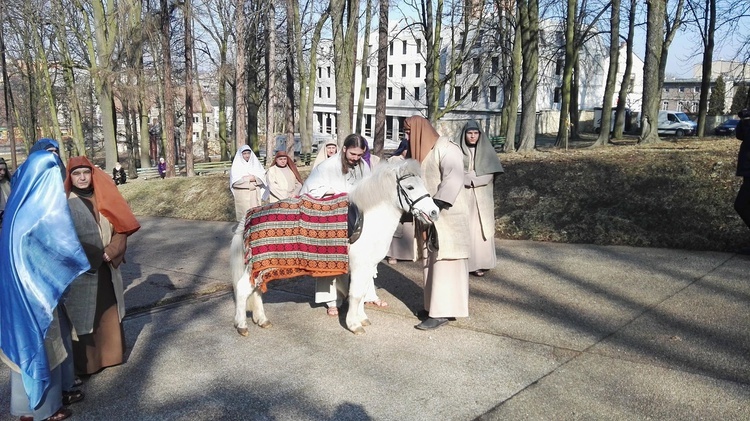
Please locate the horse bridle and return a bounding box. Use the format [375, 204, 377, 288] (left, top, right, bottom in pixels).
[396, 173, 431, 214]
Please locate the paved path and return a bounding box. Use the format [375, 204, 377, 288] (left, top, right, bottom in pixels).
[2, 216, 749, 420]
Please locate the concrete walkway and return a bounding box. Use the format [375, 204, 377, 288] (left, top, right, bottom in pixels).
[1, 216, 749, 420]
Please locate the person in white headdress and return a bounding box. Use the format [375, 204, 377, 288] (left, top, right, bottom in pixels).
[312, 139, 338, 169]
[230, 145, 267, 222]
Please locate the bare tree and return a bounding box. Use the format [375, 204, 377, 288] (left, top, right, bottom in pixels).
[374, 0, 388, 150]
[356, 0, 373, 151]
[234, 0, 248, 152]
[184, 0, 195, 175]
[592, 0, 620, 147]
[517, 0, 539, 151]
[330, 0, 361, 141]
[0, 0, 18, 168]
[639, 0, 666, 144]
[613, 0, 636, 139]
[265, 2, 276, 161]
[160, 0, 177, 175]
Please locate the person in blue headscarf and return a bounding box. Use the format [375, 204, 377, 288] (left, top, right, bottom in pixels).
[0, 141, 90, 421]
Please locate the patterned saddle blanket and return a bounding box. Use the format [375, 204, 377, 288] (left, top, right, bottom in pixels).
[243, 193, 349, 291]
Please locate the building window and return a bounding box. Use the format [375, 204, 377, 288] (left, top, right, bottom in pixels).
[415, 63, 421, 78]
[555, 58, 564, 76]
[694, 86, 700, 93]
[473, 57, 480, 74]
[416, 39, 421, 54]
[318, 67, 322, 78]
[454, 86, 462, 101]
[388, 65, 393, 77]
[415, 87, 420, 101]
[400, 87, 406, 100]
[389, 42, 393, 55]
[491, 56, 499, 74]
[193, 116, 199, 123]
[678, 101, 684, 110]
[471, 86, 478, 102]
[388, 87, 392, 100]
[662, 101, 669, 110]
[554, 87, 561, 103]
[205, 116, 210, 123]
[679, 86, 685, 92]
[401, 64, 407, 77]
[366, 87, 370, 99]
[456, 63, 462, 75]
[365, 66, 370, 78]
[327, 67, 331, 78]
[402, 40, 407, 54]
[489, 86, 497, 103]
[664, 87, 670, 92]
[326, 87, 331, 98]
[193, 131, 199, 138]
[318, 87, 322, 97]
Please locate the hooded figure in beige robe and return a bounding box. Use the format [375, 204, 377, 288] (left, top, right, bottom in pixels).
[406, 116, 471, 331]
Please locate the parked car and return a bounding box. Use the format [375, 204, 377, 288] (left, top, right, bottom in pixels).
[714, 119, 740, 136]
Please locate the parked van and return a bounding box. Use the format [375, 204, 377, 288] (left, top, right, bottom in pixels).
[593, 107, 634, 134]
[657, 110, 696, 136]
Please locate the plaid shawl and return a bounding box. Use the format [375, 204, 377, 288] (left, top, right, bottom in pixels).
[243, 193, 349, 292]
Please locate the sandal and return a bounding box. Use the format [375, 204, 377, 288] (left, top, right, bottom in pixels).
[62, 389, 84, 405]
[20, 407, 73, 421]
[73, 377, 84, 387]
[471, 270, 485, 277]
[387, 258, 397, 265]
[326, 306, 339, 317]
[365, 299, 389, 308]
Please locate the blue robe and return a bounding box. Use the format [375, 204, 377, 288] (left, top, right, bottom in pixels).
[0, 151, 89, 408]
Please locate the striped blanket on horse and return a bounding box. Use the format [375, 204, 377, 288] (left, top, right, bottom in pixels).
[243, 193, 349, 291]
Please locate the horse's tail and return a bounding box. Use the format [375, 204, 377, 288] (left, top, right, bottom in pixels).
[231, 220, 247, 285]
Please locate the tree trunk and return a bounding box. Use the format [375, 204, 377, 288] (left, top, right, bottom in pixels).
[0, 6, 18, 168]
[696, 0, 715, 137]
[356, 0, 373, 150]
[555, 0, 577, 149]
[517, 0, 539, 151]
[613, 0, 636, 139]
[184, 0, 195, 176]
[330, 0, 360, 142]
[639, 0, 666, 144]
[161, 0, 177, 175]
[375, 0, 388, 147]
[592, 0, 621, 147]
[234, 0, 248, 151]
[503, 19, 521, 153]
[266, 2, 277, 161]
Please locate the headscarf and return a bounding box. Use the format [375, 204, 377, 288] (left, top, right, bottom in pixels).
[271, 151, 302, 183]
[28, 138, 65, 180]
[229, 145, 266, 188]
[405, 116, 440, 163]
[312, 139, 338, 168]
[0, 151, 90, 408]
[456, 120, 504, 176]
[64, 156, 141, 236]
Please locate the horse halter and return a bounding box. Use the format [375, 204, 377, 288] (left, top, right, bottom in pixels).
[396, 173, 431, 213]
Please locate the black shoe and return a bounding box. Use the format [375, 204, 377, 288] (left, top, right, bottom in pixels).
[415, 309, 429, 319]
[63, 389, 84, 405]
[415, 317, 449, 330]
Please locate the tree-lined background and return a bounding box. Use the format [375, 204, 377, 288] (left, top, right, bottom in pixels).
[0, 0, 748, 178]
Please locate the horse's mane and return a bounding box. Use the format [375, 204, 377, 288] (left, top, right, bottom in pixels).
[348, 159, 422, 211]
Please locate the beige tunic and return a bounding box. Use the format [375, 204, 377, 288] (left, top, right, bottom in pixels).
[419, 137, 470, 318]
[386, 155, 416, 261]
[266, 165, 302, 203]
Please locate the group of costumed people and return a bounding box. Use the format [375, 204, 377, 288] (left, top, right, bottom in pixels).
[229, 120, 503, 330]
[0, 138, 140, 421]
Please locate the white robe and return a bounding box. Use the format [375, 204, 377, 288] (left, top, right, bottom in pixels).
[230, 146, 267, 221]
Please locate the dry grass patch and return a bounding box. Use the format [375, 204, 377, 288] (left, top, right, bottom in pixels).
[119, 139, 749, 251]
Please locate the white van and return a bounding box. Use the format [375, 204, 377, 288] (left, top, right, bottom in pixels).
[657, 110, 696, 136]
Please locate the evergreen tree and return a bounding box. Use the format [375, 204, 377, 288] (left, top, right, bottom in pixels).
[730, 83, 748, 115]
[708, 75, 725, 115]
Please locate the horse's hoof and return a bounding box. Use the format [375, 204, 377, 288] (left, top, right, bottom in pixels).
[349, 325, 366, 335]
[257, 320, 272, 328]
[236, 327, 249, 336]
[361, 318, 371, 326]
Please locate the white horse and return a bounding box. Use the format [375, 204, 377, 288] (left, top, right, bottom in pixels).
[231, 158, 439, 335]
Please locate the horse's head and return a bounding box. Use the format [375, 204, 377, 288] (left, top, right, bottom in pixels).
[395, 159, 439, 225]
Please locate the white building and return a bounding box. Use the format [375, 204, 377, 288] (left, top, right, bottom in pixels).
[312, 20, 644, 141]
